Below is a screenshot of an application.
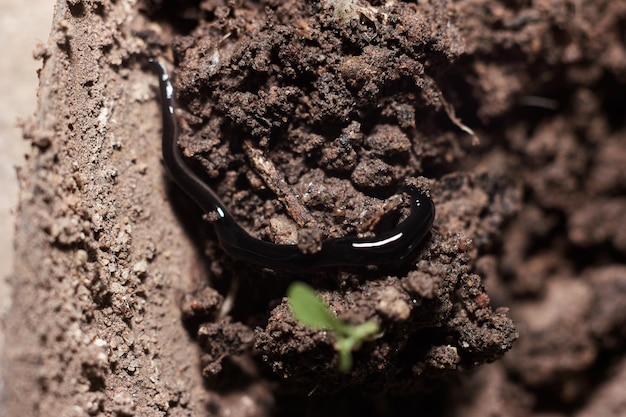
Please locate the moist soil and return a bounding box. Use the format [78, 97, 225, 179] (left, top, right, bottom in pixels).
[3, 0, 626, 416]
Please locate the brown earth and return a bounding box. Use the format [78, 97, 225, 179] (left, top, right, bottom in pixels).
[3, 0, 626, 416]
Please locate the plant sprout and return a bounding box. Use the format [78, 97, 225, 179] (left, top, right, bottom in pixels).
[287, 282, 380, 373]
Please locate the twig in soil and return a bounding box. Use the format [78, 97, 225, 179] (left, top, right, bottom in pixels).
[242, 140, 315, 228]
[441, 95, 480, 146]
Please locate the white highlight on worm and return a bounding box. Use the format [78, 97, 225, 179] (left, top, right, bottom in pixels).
[351, 232, 403, 248]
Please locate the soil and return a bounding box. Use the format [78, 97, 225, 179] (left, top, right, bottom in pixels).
[3, 0, 625, 416]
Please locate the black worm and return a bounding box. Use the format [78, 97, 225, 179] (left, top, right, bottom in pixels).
[151, 60, 435, 272]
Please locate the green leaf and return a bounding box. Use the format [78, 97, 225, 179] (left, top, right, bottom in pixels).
[336, 337, 355, 373]
[287, 282, 381, 373]
[287, 282, 343, 330]
[346, 321, 380, 341]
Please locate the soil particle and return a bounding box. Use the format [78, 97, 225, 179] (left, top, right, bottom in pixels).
[450, 363, 534, 417]
[574, 356, 626, 417]
[197, 319, 255, 377]
[376, 286, 411, 321]
[569, 198, 626, 253]
[181, 286, 224, 323]
[587, 266, 626, 350]
[505, 277, 596, 389]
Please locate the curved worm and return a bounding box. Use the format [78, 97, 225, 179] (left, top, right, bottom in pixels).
[150, 60, 435, 272]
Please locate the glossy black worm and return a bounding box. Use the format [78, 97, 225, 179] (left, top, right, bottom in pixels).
[151, 60, 435, 272]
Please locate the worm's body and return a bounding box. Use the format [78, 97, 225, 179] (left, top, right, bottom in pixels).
[151, 60, 435, 272]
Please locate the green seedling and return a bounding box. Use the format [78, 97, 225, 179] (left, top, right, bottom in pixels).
[287, 282, 380, 373]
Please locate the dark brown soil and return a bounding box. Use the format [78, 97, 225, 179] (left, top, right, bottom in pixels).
[3, 0, 625, 416]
